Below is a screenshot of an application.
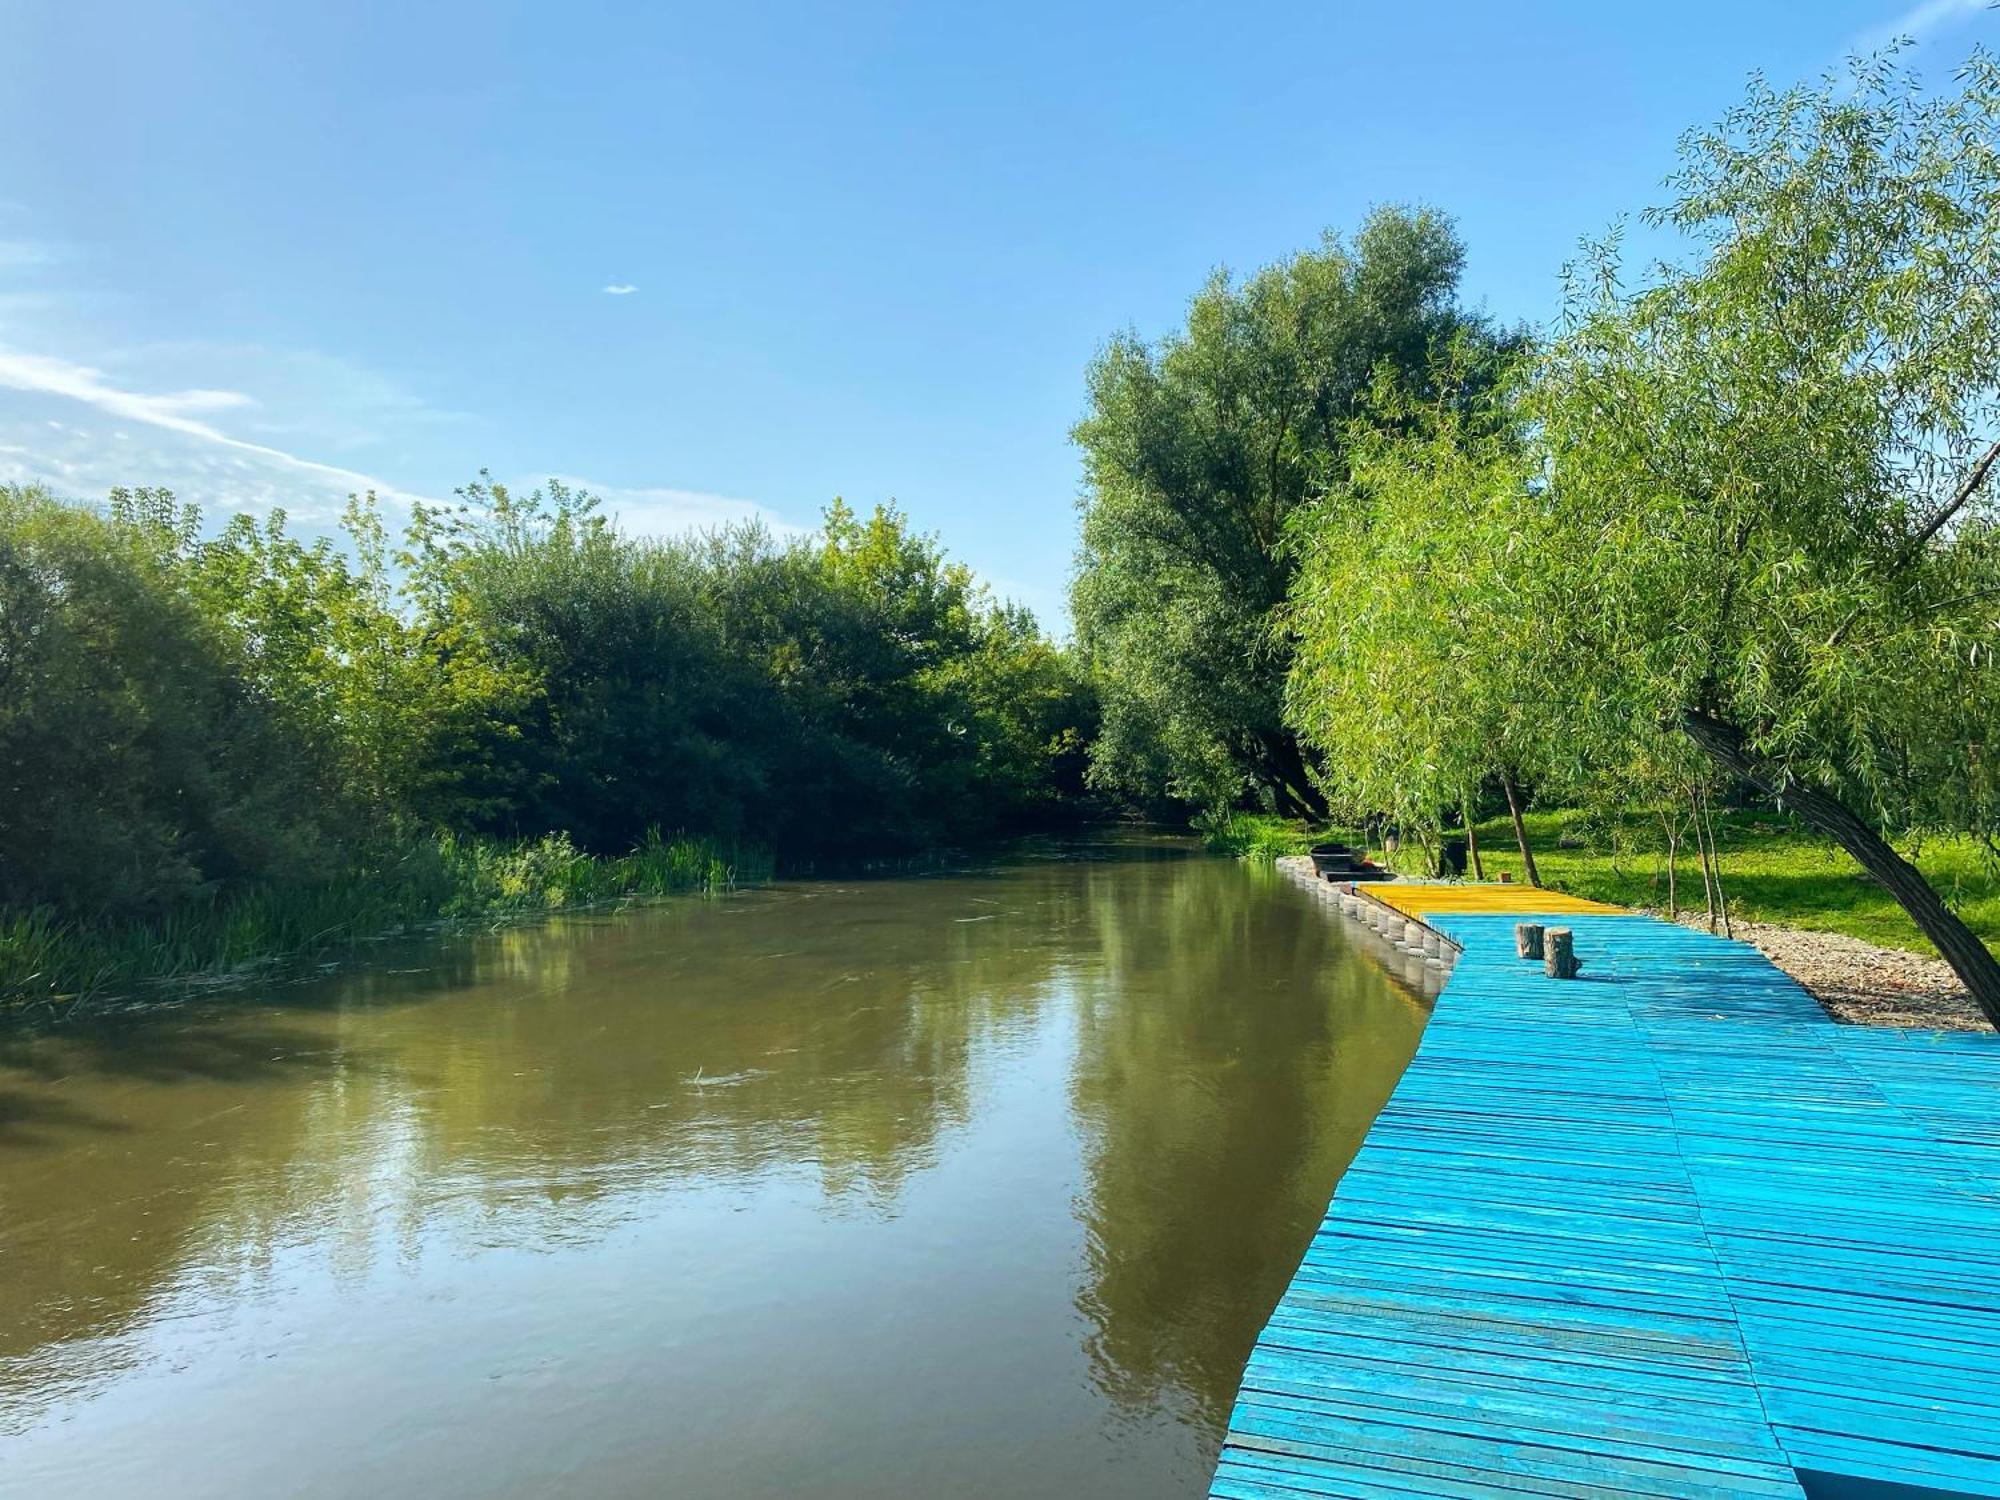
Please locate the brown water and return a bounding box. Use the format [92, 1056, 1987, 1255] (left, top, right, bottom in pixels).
[0, 837, 1426, 1499]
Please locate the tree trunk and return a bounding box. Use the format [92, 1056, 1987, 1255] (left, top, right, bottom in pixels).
[1502, 772, 1542, 888]
[1679, 707, 2000, 1027]
[1464, 792, 1485, 880]
[1269, 778, 1311, 821]
[1659, 808, 1681, 920]
[1691, 787, 1718, 932]
[1699, 784, 1732, 940]
[1263, 731, 1328, 822]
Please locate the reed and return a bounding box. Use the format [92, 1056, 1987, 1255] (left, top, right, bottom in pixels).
[0, 829, 770, 1012]
[1192, 810, 1322, 861]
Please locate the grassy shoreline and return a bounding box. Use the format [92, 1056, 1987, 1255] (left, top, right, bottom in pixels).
[1, 830, 771, 1014]
[1201, 808, 2000, 956]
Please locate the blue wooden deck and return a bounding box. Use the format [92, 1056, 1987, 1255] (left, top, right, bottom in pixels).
[1212, 898, 2000, 1500]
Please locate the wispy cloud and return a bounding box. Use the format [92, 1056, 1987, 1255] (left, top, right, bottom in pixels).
[0, 343, 790, 546]
[540, 475, 798, 539]
[0, 239, 58, 273]
[1850, 0, 1993, 55]
[0, 348, 431, 505]
[0, 235, 774, 544]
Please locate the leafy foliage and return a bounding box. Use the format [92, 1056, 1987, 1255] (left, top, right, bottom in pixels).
[1526, 53, 2000, 832]
[0, 487, 346, 913]
[394, 482, 1094, 856]
[1280, 51, 2000, 1008]
[1190, 810, 1323, 860]
[1283, 353, 1547, 835]
[0, 478, 1093, 1000]
[1071, 206, 1517, 815]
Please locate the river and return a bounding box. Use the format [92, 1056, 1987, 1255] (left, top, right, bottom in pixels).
[0, 836, 1426, 1498]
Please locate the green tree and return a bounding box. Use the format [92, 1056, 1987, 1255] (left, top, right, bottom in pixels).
[1283, 358, 1552, 874]
[393, 479, 1092, 857]
[188, 494, 445, 832]
[397, 475, 788, 848]
[0, 486, 340, 913]
[1287, 54, 2000, 1019]
[1530, 52, 2000, 1018]
[1071, 206, 1515, 816]
[1, 469, 1095, 955]
[738, 498, 1093, 848]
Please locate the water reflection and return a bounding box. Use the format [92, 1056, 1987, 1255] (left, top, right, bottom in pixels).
[1066, 859, 1426, 1441]
[0, 838, 1425, 1499]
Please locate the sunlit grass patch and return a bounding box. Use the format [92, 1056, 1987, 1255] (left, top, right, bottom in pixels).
[1196, 803, 2000, 957]
[1465, 809, 2000, 956]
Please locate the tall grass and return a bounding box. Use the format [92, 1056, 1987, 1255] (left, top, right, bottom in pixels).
[1192, 810, 1324, 860]
[0, 829, 770, 1011]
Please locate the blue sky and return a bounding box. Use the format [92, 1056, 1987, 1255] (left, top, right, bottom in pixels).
[0, 0, 1992, 628]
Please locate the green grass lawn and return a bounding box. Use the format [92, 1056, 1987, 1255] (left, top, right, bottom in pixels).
[1205, 807, 2000, 956]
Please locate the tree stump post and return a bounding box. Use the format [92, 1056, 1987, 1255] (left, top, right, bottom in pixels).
[1545, 927, 1580, 980]
[1515, 923, 1544, 960]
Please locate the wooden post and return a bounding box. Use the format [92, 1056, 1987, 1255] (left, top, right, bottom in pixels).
[1545, 927, 1579, 980]
[1515, 922, 1544, 960]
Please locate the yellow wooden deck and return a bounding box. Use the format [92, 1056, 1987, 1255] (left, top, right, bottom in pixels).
[1364, 882, 1626, 919]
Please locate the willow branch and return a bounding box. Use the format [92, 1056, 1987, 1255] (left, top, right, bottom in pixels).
[1824, 437, 2000, 651]
[1912, 437, 2000, 549]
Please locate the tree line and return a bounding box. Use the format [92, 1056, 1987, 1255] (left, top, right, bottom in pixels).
[1072, 51, 2000, 1022]
[12, 46, 2000, 1019]
[0, 476, 1094, 994]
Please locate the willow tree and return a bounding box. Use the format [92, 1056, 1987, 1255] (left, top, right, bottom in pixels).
[1282, 359, 1561, 878]
[1071, 207, 1515, 816]
[1524, 53, 2000, 1019]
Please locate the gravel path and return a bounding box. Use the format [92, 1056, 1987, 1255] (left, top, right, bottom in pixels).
[1656, 912, 1993, 1031]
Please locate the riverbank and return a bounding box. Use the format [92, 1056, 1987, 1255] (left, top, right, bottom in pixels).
[0, 830, 769, 1013]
